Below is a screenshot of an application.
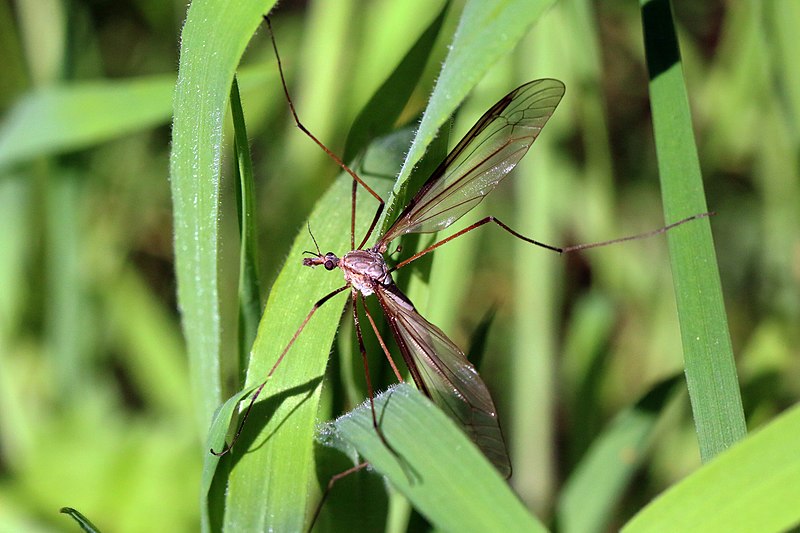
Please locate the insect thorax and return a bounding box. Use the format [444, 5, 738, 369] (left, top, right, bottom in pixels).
[340, 250, 392, 296]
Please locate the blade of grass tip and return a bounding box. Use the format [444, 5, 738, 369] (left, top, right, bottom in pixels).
[170, 0, 277, 437]
[556, 375, 683, 533]
[386, 0, 558, 225]
[328, 384, 546, 533]
[0, 64, 270, 171]
[230, 75, 262, 384]
[200, 382, 260, 532]
[60, 507, 103, 533]
[622, 402, 800, 533]
[639, 0, 746, 460]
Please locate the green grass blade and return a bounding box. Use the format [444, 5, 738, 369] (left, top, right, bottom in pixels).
[170, 0, 277, 437]
[387, 0, 558, 219]
[557, 376, 682, 533]
[639, 0, 746, 460]
[221, 177, 352, 533]
[214, 5, 446, 528]
[0, 75, 175, 168]
[230, 76, 262, 381]
[201, 383, 260, 533]
[59, 507, 103, 533]
[622, 402, 800, 533]
[327, 384, 545, 533]
[0, 67, 269, 171]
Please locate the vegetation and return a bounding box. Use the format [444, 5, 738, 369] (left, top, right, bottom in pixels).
[1, 1, 798, 532]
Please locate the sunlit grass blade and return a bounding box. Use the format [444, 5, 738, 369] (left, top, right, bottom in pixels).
[622, 402, 800, 532]
[640, 0, 746, 460]
[170, 0, 278, 437]
[326, 384, 546, 533]
[214, 4, 450, 527]
[220, 175, 358, 533]
[388, 0, 558, 220]
[219, 130, 405, 531]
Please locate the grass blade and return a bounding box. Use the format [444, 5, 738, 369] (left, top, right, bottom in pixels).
[60, 507, 103, 533]
[230, 76, 262, 380]
[623, 402, 800, 532]
[327, 384, 545, 533]
[0, 75, 174, 168]
[640, 0, 746, 460]
[557, 376, 682, 533]
[388, 0, 558, 220]
[170, 0, 277, 436]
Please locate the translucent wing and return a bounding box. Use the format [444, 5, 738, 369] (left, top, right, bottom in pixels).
[375, 283, 511, 477]
[379, 79, 565, 247]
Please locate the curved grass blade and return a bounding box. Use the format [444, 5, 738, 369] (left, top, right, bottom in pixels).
[220, 176, 355, 533]
[60, 507, 103, 533]
[0, 67, 270, 170]
[0, 75, 174, 168]
[622, 402, 800, 533]
[325, 384, 545, 533]
[219, 130, 406, 533]
[200, 383, 260, 532]
[387, 0, 558, 223]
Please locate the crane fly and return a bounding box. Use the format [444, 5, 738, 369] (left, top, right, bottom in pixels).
[300, 78, 572, 478]
[213, 17, 711, 482]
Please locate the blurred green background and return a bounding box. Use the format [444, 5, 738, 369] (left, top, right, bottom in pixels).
[1, 0, 798, 531]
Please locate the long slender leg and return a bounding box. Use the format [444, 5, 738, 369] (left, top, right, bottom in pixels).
[264, 16, 385, 251]
[351, 178, 357, 250]
[211, 284, 350, 456]
[307, 461, 370, 533]
[306, 298, 408, 531]
[390, 212, 713, 272]
[559, 212, 714, 253]
[362, 296, 404, 382]
[351, 293, 395, 453]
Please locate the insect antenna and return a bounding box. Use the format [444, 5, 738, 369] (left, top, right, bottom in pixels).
[304, 221, 323, 257]
[307, 462, 370, 532]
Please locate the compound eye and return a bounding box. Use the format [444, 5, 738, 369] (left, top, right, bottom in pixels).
[324, 260, 335, 270]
